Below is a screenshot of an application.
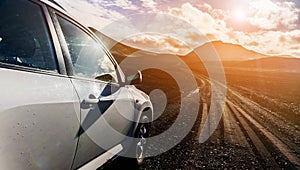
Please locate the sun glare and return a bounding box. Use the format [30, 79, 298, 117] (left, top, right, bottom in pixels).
[234, 10, 246, 21]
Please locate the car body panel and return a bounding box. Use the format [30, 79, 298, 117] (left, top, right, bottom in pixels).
[71, 79, 136, 168]
[0, 68, 80, 169]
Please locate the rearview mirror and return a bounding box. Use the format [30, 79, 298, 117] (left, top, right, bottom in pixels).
[126, 70, 142, 85]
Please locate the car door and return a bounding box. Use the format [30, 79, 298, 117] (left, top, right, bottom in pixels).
[0, 0, 80, 169]
[51, 13, 137, 168]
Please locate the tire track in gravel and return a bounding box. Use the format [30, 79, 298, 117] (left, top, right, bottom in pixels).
[140, 74, 299, 169]
[227, 92, 300, 169]
[197, 75, 300, 169]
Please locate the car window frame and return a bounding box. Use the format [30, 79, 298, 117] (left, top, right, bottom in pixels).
[48, 8, 124, 85]
[0, 0, 67, 77]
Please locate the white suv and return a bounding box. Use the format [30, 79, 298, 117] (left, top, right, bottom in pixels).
[0, 0, 153, 169]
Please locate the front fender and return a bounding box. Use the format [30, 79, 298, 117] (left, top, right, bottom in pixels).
[127, 85, 153, 132]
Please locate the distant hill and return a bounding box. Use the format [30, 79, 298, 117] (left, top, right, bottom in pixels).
[193, 41, 269, 61]
[91, 29, 140, 63]
[91, 29, 300, 73]
[93, 29, 268, 61]
[232, 57, 300, 73]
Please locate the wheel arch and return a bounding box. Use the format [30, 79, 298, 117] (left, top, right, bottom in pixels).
[133, 101, 153, 135]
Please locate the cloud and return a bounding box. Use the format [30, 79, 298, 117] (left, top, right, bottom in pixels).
[140, 0, 157, 11]
[230, 30, 300, 57]
[168, 3, 230, 41]
[124, 34, 190, 54]
[54, 0, 300, 58]
[55, 0, 125, 28]
[169, 3, 217, 34]
[202, 3, 212, 10]
[248, 0, 300, 30]
[164, 2, 300, 57]
[107, 0, 138, 10]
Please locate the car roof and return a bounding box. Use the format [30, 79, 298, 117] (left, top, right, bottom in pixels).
[46, 0, 64, 9]
[39, 0, 93, 34]
[39, 0, 71, 17]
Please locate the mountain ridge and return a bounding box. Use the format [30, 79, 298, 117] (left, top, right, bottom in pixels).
[91, 29, 300, 72]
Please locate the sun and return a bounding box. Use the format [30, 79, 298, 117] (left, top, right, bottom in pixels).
[234, 9, 246, 21]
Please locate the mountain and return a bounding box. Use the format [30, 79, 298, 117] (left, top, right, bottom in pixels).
[91, 29, 140, 63]
[94, 29, 268, 61]
[192, 41, 269, 61]
[232, 57, 300, 73]
[91, 29, 300, 73]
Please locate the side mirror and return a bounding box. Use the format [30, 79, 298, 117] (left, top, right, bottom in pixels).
[95, 74, 114, 82]
[126, 70, 142, 85]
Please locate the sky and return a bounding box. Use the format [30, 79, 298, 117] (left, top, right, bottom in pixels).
[55, 0, 300, 58]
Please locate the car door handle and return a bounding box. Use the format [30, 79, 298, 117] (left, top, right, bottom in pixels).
[83, 98, 99, 104]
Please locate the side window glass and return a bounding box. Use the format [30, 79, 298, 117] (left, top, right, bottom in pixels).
[57, 16, 117, 83]
[0, 0, 57, 72]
